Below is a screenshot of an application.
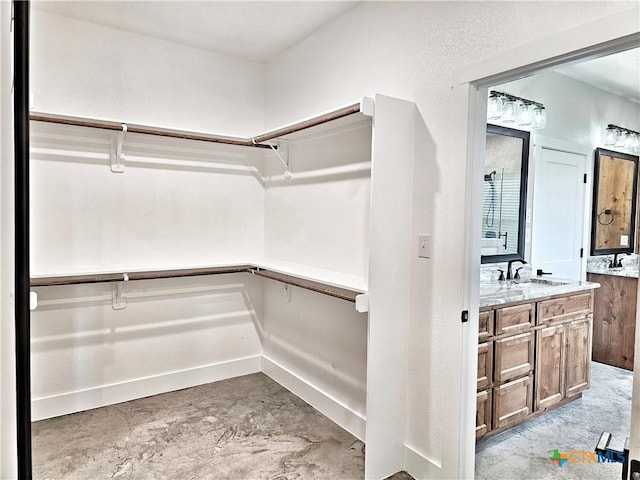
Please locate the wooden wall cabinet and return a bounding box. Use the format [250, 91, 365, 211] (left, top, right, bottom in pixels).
[477, 289, 594, 442]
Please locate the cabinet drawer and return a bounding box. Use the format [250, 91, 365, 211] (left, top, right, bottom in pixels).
[495, 303, 533, 335]
[477, 342, 493, 391]
[479, 310, 494, 340]
[537, 292, 592, 325]
[494, 332, 534, 383]
[493, 374, 533, 430]
[476, 389, 492, 440]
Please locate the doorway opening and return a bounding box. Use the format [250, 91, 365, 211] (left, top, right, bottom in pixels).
[473, 47, 639, 479]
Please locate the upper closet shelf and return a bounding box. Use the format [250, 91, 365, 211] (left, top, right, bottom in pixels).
[29, 101, 366, 149]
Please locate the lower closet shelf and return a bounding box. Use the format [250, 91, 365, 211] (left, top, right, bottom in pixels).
[30, 263, 368, 308]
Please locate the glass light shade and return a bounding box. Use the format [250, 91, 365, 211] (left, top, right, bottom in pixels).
[604, 126, 617, 146]
[631, 134, 640, 153]
[615, 129, 627, 147]
[487, 95, 503, 120]
[624, 131, 636, 149]
[501, 100, 516, 123]
[517, 102, 532, 126]
[532, 106, 547, 129]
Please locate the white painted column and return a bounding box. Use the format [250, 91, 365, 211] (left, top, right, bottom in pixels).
[365, 94, 415, 479]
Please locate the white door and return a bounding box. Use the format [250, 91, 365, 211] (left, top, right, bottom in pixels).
[531, 139, 590, 280]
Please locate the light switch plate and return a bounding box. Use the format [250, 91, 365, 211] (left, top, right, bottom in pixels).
[418, 234, 432, 258]
[621, 235, 629, 246]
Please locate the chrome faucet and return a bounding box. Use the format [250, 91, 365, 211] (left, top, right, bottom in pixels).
[506, 259, 527, 281]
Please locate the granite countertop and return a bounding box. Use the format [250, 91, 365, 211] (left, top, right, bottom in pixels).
[479, 278, 600, 308]
[586, 264, 639, 279]
[586, 255, 639, 279]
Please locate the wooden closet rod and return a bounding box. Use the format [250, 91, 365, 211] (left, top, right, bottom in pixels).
[29, 112, 272, 149]
[30, 265, 362, 303]
[30, 265, 252, 287]
[29, 102, 363, 149]
[250, 103, 362, 144]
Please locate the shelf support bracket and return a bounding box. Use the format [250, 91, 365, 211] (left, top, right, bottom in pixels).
[112, 273, 129, 310]
[110, 123, 127, 173]
[267, 139, 291, 179]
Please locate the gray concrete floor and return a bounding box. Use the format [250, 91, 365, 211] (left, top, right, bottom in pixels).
[32, 372, 413, 480]
[475, 361, 633, 480]
[35, 362, 628, 479]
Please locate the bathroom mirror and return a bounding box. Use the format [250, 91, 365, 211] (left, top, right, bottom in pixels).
[591, 148, 638, 255]
[481, 124, 530, 264]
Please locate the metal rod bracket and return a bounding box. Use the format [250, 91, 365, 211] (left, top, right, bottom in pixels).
[112, 273, 129, 310]
[110, 124, 127, 173]
[268, 139, 291, 179]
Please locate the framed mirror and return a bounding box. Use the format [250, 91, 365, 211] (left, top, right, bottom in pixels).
[481, 124, 530, 264]
[590, 148, 639, 255]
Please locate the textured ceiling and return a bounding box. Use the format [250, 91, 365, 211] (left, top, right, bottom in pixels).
[555, 48, 640, 103]
[33, 1, 360, 62]
[34, 1, 639, 101]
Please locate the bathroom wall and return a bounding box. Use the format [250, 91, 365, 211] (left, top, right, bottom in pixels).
[264, 1, 639, 476]
[492, 70, 640, 277]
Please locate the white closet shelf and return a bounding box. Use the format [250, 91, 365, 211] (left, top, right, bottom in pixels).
[29, 102, 362, 148]
[30, 264, 367, 305]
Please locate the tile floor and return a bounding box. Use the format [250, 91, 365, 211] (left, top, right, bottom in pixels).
[475, 361, 633, 480]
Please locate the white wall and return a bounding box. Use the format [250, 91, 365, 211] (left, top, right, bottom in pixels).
[264, 1, 639, 475]
[31, 274, 263, 420]
[31, 10, 265, 136]
[27, 10, 268, 425]
[1, 1, 17, 476]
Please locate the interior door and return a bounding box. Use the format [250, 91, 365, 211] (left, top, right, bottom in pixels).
[531, 139, 589, 280]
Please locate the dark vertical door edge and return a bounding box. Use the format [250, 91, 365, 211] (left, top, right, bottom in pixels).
[13, 1, 32, 479]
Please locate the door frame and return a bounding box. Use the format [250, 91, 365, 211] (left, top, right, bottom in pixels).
[449, 10, 640, 479]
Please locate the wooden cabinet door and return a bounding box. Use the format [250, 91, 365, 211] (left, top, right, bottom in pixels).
[477, 342, 493, 391]
[535, 325, 565, 411]
[566, 317, 592, 397]
[479, 310, 494, 341]
[476, 390, 492, 440]
[537, 292, 593, 326]
[493, 374, 533, 429]
[494, 332, 534, 383]
[589, 273, 636, 371]
[495, 303, 533, 336]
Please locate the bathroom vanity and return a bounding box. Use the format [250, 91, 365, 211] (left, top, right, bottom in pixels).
[587, 257, 638, 371]
[476, 279, 599, 441]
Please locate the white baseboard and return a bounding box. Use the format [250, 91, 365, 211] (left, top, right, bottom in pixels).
[261, 355, 366, 441]
[32, 355, 262, 421]
[404, 444, 441, 480]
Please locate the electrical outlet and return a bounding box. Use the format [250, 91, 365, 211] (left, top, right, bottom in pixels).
[418, 234, 432, 258]
[621, 235, 629, 246]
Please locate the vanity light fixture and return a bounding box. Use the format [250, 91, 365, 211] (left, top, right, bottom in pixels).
[604, 124, 640, 153]
[487, 91, 546, 129]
